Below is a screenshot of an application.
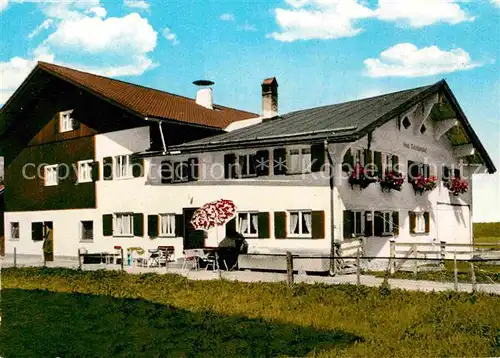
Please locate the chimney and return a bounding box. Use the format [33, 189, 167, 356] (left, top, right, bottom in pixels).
[193, 80, 214, 109]
[261, 77, 278, 118]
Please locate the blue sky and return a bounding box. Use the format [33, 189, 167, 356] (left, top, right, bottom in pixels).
[0, 0, 499, 221]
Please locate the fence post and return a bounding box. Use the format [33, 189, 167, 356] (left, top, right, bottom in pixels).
[413, 248, 418, 279]
[286, 251, 294, 287]
[453, 253, 458, 291]
[440, 241, 446, 268]
[356, 247, 361, 285]
[469, 262, 476, 293]
[78, 249, 82, 270]
[14, 247, 17, 268]
[389, 239, 396, 275]
[120, 248, 124, 272]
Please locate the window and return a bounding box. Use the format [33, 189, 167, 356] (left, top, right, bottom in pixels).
[114, 213, 133, 236]
[288, 210, 312, 237]
[402, 116, 411, 129]
[238, 154, 256, 177]
[10, 222, 19, 240]
[80, 221, 93, 241]
[173, 161, 189, 182]
[414, 212, 426, 234]
[382, 153, 393, 174]
[237, 212, 258, 237]
[114, 155, 131, 179]
[59, 110, 74, 132]
[44, 164, 58, 186]
[288, 147, 311, 174]
[353, 148, 365, 166]
[420, 124, 427, 134]
[78, 160, 93, 183]
[382, 211, 393, 235]
[159, 214, 176, 236]
[353, 211, 364, 236]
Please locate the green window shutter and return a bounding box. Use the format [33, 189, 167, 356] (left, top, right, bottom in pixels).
[453, 168, 461, 179]
[408, 160, 418, 181]
[133, 213, 144, 236]
[188, 157, 199, 181]
[443, 166, 450, 181]
[32, 222, 44, 241]
[54, 114, 60, 134]
[91, 161, 99, 181]
[343, 210, 353, 239]
[310, 143, 325, 172]
[364, 149, 373, 166]
[311, 210, 325, 239]
[392, 211, 399, 235]
[224, 153, 236, 179]
[273, 148, 287, 175]
[103, 157, 113, 180]
[409, 211, 416, 234]
[374, 151, 382, 177]
[255, 150, 270, 176]
[103, 214, 113, 236]
[57, 165, 66, 183]
[148, 215, 159, 237]
[132, 156, 144, 178]
[161, 160, 172, 184]
[226, 217, 236, 236]
[342, 149, 353, 172]
[257, 212, 270, 239]
[364, 211, 373, 237]
[392, 155, 399, 172]
[423, 164, 430, 179]
[274, 211, 287, 239]
[373, 211, 384, 236]
[72, 119, 80, 130]
[71, 165, 79, 184]
[424, 212, 430, 233]
[175, 214, 184, 237]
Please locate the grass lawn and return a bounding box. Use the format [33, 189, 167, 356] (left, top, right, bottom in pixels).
[474, 236, 500, 245]
[2, 268, 500, 357]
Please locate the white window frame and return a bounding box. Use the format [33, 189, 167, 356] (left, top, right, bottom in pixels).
[287, 210, 312, 238]
[382, 211, 393, 235]
[10, 222, 20, 241]
[238, 154, 256, 177]
[353, 210, 364, 236]
[381, 153, 393, 174]
[80, 221, 94, 242]
[113, 213, 134, 237]
[78, 160, 93, 183]
[414, 212, 426, 234]
[114, 155, 131, 179]
[237, 212, 259, 237]
[44, 164, 58, 186]
[287, 146, 312, 174]
[159, 213, 176, 237]
[59, 110, 74, 133]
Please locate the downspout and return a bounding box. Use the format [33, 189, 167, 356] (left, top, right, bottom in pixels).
[144, 116, 168, 154]
[325, 139, 336, 276]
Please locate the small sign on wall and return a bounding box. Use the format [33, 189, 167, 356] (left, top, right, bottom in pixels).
[403, 142, 428, 153]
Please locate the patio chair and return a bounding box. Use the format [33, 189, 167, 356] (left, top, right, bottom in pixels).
[182, 249, 199, 270]
[193, 248, 217, 271]
[147, 249, 162, 267]
[157, 246, 175, 267]
[128, 247, 146, 267]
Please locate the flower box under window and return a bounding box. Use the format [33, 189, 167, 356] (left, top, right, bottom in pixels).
[444, 177, 468, 195]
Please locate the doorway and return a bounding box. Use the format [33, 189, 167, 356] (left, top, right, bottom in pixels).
[43, 221, 54, 262]
[183, 208, 205, 249]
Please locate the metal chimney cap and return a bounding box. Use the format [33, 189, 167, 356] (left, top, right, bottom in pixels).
[193, 80, 214, 86]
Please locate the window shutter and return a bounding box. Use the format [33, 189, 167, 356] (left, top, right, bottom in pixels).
[392, 211, 399, 235]
[224, 153, 236, 179]
[54, 114, 60, 134]
[72, 119, 80, 130]
[392, 155, 399, 172]
[342, 149, 353, 172]
[148, 215, 159, 237]
[423, 164, 430, 179]
[32, 222, 44, 241]
[343, 210, 354, 239]
[453, 168, 461, 179]
[255, 150, 270, 176]
[257, 212, 270, 239]
[364, 149, 373, 166]
[310, 144, 324, 172]
[103, 214, 113, 236]
[374, 151, 382, 177]
[226, 217, 236, 236]
[373, 211, 384, 236]
[161, 160, 172, 184]
[133, 213, 144, 237]
[409, 211, 416, 234]
[71, 165, 78, 184]
[408, 160, 418, 181]
[103, 157, 113, 180]
[188, 157, 199, 181]
[364, 211, 373, 237]
[311, 211, 325, 239]
[274, 211, 287, 239]
[57, 165, 65, 183]
[91, 161, 99, 181]
[132, 156, 144, 178]
[175, 214, 183, 237]
[424, 212, 430, 233]
[443, 166, 450, 181]
[273, 148, 287, 175]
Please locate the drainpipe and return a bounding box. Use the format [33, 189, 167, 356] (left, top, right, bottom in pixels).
[144, 116, 168, 154]
[325, 139, 336, 276]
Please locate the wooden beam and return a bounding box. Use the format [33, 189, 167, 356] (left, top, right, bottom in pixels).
[453, 143, 475, 158]
[414, 92, 439, 134]
[434, 118, 458, 140]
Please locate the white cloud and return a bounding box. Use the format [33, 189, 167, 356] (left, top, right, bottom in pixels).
[491, 0, 500, 7]
[28, 18, 53, 38]
[364, 43, 482, 78]
[88, 6, 106, 18]
[238, 22, 257, 32]
[268, 0, 374, 42]
[0, 0, 8, 12]
[375, 0, 474, 28]
[124, 0, 150, 10]
[162, 27, 179, 45]
[219, 13, 235, 21]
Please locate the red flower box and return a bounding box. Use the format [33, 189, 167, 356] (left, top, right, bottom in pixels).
[410, 175, 438, 195]
[379, 171, 405, 192]
[348, 163, 377, 189]
[444, 177, 468, 195]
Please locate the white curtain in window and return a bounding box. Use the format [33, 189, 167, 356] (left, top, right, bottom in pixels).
[303, 212, 312, 234]
[169, 215, 175, 234]
[239, 214, 249, 234]
[251, 214, 258, 234]
[290, 212, 299, 234]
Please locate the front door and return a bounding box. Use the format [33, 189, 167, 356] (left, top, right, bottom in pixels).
[43, 222, 54, 262]
[183, 208, 205, 249]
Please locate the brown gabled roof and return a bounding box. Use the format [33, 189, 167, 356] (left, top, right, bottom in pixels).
[37, 62, 258, 129]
